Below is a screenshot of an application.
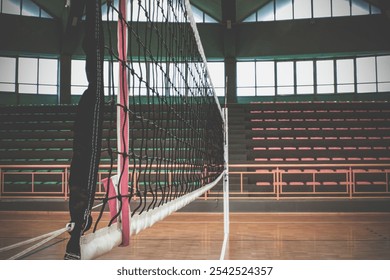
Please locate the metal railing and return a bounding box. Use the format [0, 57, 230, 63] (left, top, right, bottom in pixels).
[0, 164, 389, 200]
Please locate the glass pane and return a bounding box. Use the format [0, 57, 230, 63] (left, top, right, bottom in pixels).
[258, 86, 276, 96]
[0, 57, 16, 83]
[352, 0, 370, 15]
[38, 85, 57, 95]
[294, 0, 312, 19]
[40, 8, 52, 18]
[256, 61, 275, 86]
[357, 84, 376, 93]
[277, 61, 294, 95]
[378, 83, 390, 92]
[297, 61, 314, 94]
[317, 60, 334, 84]
[276, 0, 293, 20]
[317, 85, 334, 94]
[2, 0, 21, 15]
[296, 61, 313, 86]
[71, 86, 87, 95]
[214, 87, 225, 97]
[338, 84, 354, 93]
[102, 0, 119, 21]
[278, 86, 294, 95]
[0, 84, 15, 92]
[316, 60, 334, 93]
[356, 57, 376, 83]
[19, 57, 38, 84]
[204, 13, 217, 23]
[332, 0, 351, 17]
[258, 1, 275, 21]
[237, 62, 255, 87]
[357, 56, 376, 93]
[376, 55, 390, 83]
[237, 87, 256, 96]
[191, 5, 204, 22]
[313, 0, 331, 18]
[19, 84, 37, 94]
[71, 60, 88, 87]
[243, 13, 256, 22]
[277, 61, 294, 86]
[104, 61, 119, 94]
[336, 59, 354, 92]
[297, 85, 314, 94]
[39, 58, 58, 85]
[207, 62, 224, 88]
[21, 0, 39, 17]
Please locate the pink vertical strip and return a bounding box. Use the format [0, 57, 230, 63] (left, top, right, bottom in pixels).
[117, 0, 130, 246]
[101, 177, 118, 222]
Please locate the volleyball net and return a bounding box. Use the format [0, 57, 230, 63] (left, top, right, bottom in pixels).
[64, 0, 226, 260]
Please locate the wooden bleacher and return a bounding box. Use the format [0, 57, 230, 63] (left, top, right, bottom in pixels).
[226, 101, 390, 198]
[1, 101, 390, 199]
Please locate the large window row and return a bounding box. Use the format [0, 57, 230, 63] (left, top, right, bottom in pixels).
[237, 55, 390, 96]
[3, 55, 388, 98]
[0, 56, 224, 97]
[0, 56, 58, 95]
[244, 0, 381, 22]
[71, 60, 225, 96]
[0, 0, 52, 18]
[102, 0, 217, 23]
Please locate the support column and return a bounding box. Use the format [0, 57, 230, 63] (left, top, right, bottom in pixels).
[59, 54, 72, 104]
[225, 57, 237, 104]
[222, 0, 237, 104]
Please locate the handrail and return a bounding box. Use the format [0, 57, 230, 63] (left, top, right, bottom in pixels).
[0, 163, 389, 200]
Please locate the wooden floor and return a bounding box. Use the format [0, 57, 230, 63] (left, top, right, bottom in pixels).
[0, 211, 389, 260]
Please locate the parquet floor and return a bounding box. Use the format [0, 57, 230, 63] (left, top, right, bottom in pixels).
[0, 211, 389, 260]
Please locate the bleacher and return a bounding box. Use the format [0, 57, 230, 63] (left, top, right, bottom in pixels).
[0, 104, 216, 198]
[1, 101, 390, 199]
[226, 101, 390, 198]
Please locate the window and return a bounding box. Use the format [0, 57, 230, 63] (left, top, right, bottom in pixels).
[356, 57, 376, 93]
[237, 62, 256, 96]
[18, 57, 38, 94]
[332, 0, 351, 17]
[0, 0, 52, 18]
[102, 0, 217, 23]
[191, 5, 218, 23]
[336, 59, 355, 93]
[243, 0, 381, 22]
[352, 0, 370, 16]
[256, 61, 275, 96]
[237, 55, 389, 97]
[316, 60, 334, 93]
[18, 57, 58, 95]
[376, 55, 390, 92]
[276, 0, 293, 21]
[207, 62, 225, 96]
[71, 60, 88, 95]
[277, 61, 294, 95]
[38, 59, 58, 95]
[296, 61, 314, 94]
[313, 0, 332, 18]
[0, 57, 16, 92]
[294, 0, 312, 19]
[257, 1, 275, 22]
[104, 61, 119, 96]
[2, 0, 20, 15]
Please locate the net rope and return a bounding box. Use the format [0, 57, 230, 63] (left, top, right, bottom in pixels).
[94, 0, 224, 225]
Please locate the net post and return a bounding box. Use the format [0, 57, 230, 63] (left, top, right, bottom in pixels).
[220, 107, 230, 260]
[117, 0, 130, 247]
